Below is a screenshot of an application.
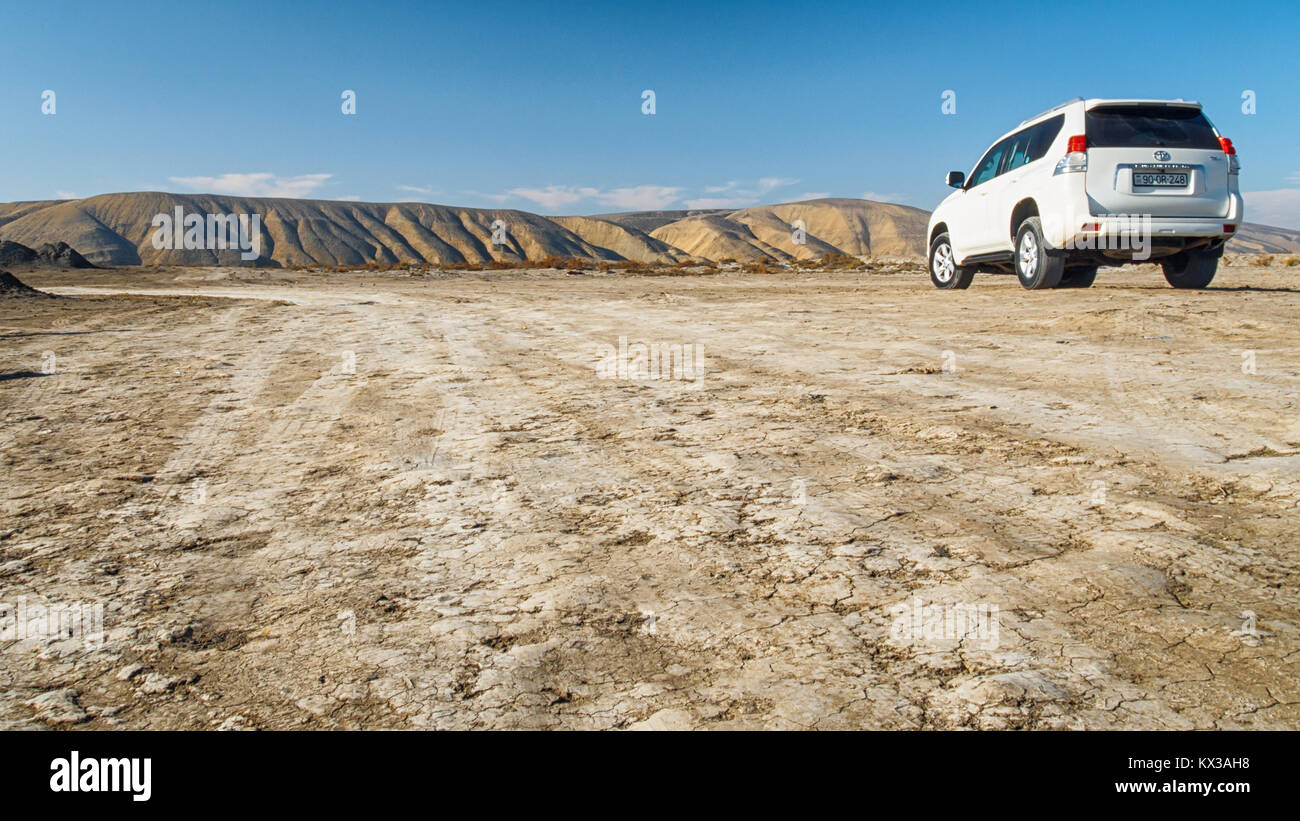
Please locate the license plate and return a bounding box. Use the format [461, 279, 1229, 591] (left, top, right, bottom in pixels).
[1134, 172, 1188, 187]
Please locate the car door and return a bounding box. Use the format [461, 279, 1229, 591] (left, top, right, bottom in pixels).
[990, 125, 1039, 253]
[959, 135, 1014, 256]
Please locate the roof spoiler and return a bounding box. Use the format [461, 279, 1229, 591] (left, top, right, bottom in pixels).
[1088, 99, 1203, 110]
[1019, 97, 1084, 127]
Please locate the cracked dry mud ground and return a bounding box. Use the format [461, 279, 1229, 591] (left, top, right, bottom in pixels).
[2, 263, 1298, 730]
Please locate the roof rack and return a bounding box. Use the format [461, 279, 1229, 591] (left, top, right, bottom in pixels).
[1019, 97, 1084, 127]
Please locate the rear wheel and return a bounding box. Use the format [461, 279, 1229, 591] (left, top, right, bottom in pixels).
[1056, 266, 1098, 288]
[929, 233, 974, 290]
[1014, 217, 1065, 290]
[1161, 247, 1220, 289]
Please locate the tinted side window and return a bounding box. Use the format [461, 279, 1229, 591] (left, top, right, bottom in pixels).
[1027, 114, 1064, 163]
[1001, 114, 1067, 175]
[1001, 128, 1035, 173]
[969, 136, 1012, 187]
[1085, 106, 1220, 149]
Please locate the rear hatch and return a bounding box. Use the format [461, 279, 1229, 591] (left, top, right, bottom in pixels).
[1084, 102, 1230, 218]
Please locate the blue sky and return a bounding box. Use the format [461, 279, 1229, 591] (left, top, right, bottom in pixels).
[4, 0, 1298, 226]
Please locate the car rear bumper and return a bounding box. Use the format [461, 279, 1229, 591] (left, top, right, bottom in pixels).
[1048, 190, 1242, 260]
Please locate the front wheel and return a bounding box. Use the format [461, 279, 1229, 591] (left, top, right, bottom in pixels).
[1014, 217, 1065, 290]
[929, 233, 974, 290]
[1161, 247, 1220, 289]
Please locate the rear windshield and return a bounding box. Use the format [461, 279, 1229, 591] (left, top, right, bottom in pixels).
[1086, 105, 1221, 149]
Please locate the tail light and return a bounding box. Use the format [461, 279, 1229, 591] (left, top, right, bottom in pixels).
[1220, 136, 1241, 174]
[1054, 134, 1089, 175]
[1224, 224, 1236, 233]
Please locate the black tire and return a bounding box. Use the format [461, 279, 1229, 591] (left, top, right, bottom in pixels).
[1014, 216, 1065, 290]
[1056, 266, 1098, 288]
[928, 232, 974, 290]
[1161, 247, 1220, 289]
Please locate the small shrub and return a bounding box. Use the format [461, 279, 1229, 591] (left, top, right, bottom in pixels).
[817, 252, 861, 270]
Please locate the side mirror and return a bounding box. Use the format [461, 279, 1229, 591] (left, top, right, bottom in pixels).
[946, 171, 966, 188]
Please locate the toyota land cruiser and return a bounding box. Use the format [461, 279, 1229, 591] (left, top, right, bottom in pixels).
[927, 98, 1243, 290]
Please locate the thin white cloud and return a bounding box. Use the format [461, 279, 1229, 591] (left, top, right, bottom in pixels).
[336, 195, 362, 202]
[55, 190, 83, 200]
[596, 186, 681, 210]
[697, 177, 798, 205]
[795, 192, 830, 201]
[1243, 189, 1300, 230]
[861, 191, 899, 203]
[463, 190, 513, 204]
[506, 185, 600, 210]
[497, 180, 798, 213]
[397, 184, 435, 195]
[169, 172, 333, 198]
[682, 197, 752, 209]
[758, 177, 799, 192]
[1286, 171, 1300, 184]
[502, 185, 682, 212]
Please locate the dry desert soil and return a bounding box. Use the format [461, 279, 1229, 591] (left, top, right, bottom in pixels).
[2, 261, 1298, 729]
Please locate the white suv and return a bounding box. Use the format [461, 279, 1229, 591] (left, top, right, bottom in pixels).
[927, 98, 1243, 290]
